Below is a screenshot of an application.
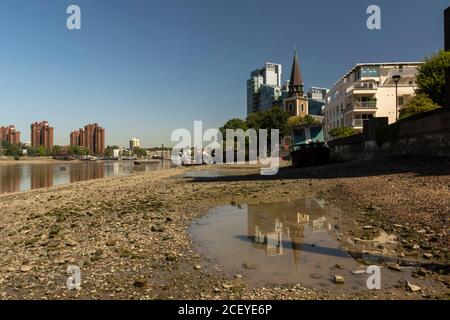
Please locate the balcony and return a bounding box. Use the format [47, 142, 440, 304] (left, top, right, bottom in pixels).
[354, 101, 377, 109]
[346, 82, 378, 94]
[347, 100, 377, 111]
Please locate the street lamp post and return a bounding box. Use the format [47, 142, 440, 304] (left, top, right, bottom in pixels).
[341, 108, 347, 130]
[392, 74, 401, 121]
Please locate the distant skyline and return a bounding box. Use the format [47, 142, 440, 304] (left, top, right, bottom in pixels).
[0, 0, 448, 147]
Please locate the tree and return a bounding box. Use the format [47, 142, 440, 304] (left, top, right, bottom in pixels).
[1, 141, 21, 157]
[287, 115, 320, 128]
[36, 146, 47, 157]
[258, 107, 290, 138]
[246, 112, 264, 130]
[220, 118, 248, 134]
[329, 127, 357, 139]
[399, 93, 441, 120]
[68, 145, 81, 156]
[25, 146, 38, 156]
[416, 50, 450, 107]
[133, 147, 148, 158]
[104, 145, 119, 157]
[80, 147, 89, 156]
[51, 145, 62, 155]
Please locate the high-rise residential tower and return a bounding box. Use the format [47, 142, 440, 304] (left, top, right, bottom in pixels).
[129, 137, 140, 149]
[247, 62, 282, 115]
[31, 121, 54, 150]
[70, 123, 105, 155]
[0, 125, 21, 144]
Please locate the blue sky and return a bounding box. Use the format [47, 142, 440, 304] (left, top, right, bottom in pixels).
[0, 0, 448, 147]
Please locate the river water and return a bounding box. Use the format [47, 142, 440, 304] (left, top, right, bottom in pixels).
[0, 160, 172, 194]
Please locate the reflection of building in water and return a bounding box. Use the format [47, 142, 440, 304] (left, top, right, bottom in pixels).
[247, 199, 337, 264]
[254, 219, 283, 256]
[311, 216, 327, 231]
[247, 201, 310, 261]
[70, 163, 105, 183]
[113, 162, 119, 175]
[31, 166, 53, 189]
[0, 169, 21, 193]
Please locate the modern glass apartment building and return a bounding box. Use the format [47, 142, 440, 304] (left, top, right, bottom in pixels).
[246, 62, 282, 115]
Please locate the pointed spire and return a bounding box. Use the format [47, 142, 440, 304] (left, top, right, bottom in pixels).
[289, 49, 304, 97]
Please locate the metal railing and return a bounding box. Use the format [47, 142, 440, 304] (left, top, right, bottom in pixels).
[346, 82, 378, 94]
[353, 101, 377, 109]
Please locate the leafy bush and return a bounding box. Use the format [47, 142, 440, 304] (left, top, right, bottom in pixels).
[287, 115, 320, 128]
[328, 127, 357, 139]
[399, 93, 441, 120]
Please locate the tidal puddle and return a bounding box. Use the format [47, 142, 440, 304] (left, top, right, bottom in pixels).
[190, 199, 430, 292]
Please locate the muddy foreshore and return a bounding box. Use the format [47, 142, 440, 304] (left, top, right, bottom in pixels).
[0, 157, 448, 300]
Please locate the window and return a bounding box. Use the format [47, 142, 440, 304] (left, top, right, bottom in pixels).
[399, 97, 404, 106]
[361, 66, 379, 77]
[354, 68, 361, 81]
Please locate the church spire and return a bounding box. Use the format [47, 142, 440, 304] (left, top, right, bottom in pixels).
[289, 49, 304, 97]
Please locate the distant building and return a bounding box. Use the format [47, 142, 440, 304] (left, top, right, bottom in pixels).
[307, 87, 328, 116]
[247, 62, 282, 114]
[129, 137, 140, 149]
[324, 62, 422, 137]
[70, 123, 105, 155]
[31, 121, 53, 150]
[283, 51, 309, 117]
[0, 125, 21, 144]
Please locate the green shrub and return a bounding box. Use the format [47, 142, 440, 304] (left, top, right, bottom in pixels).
[328, 127, 357, 139]
[399, 93, 441, 120]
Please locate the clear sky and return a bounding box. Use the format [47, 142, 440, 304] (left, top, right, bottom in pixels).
[0, 0, 448, 147]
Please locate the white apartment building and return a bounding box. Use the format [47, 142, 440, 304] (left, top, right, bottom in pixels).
[324, 62, 422, 137]
[129, 137, 140, 149]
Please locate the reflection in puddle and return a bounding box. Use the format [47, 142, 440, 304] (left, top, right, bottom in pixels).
[190, 199, 432, 292]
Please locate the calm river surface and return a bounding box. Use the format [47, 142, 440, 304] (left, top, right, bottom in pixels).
[0, 160, 173, 194]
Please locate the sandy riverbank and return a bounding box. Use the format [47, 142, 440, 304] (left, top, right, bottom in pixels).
[0, 156, 448, 300]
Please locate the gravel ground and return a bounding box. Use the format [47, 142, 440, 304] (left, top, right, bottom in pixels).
[0, 156, 448, 300]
